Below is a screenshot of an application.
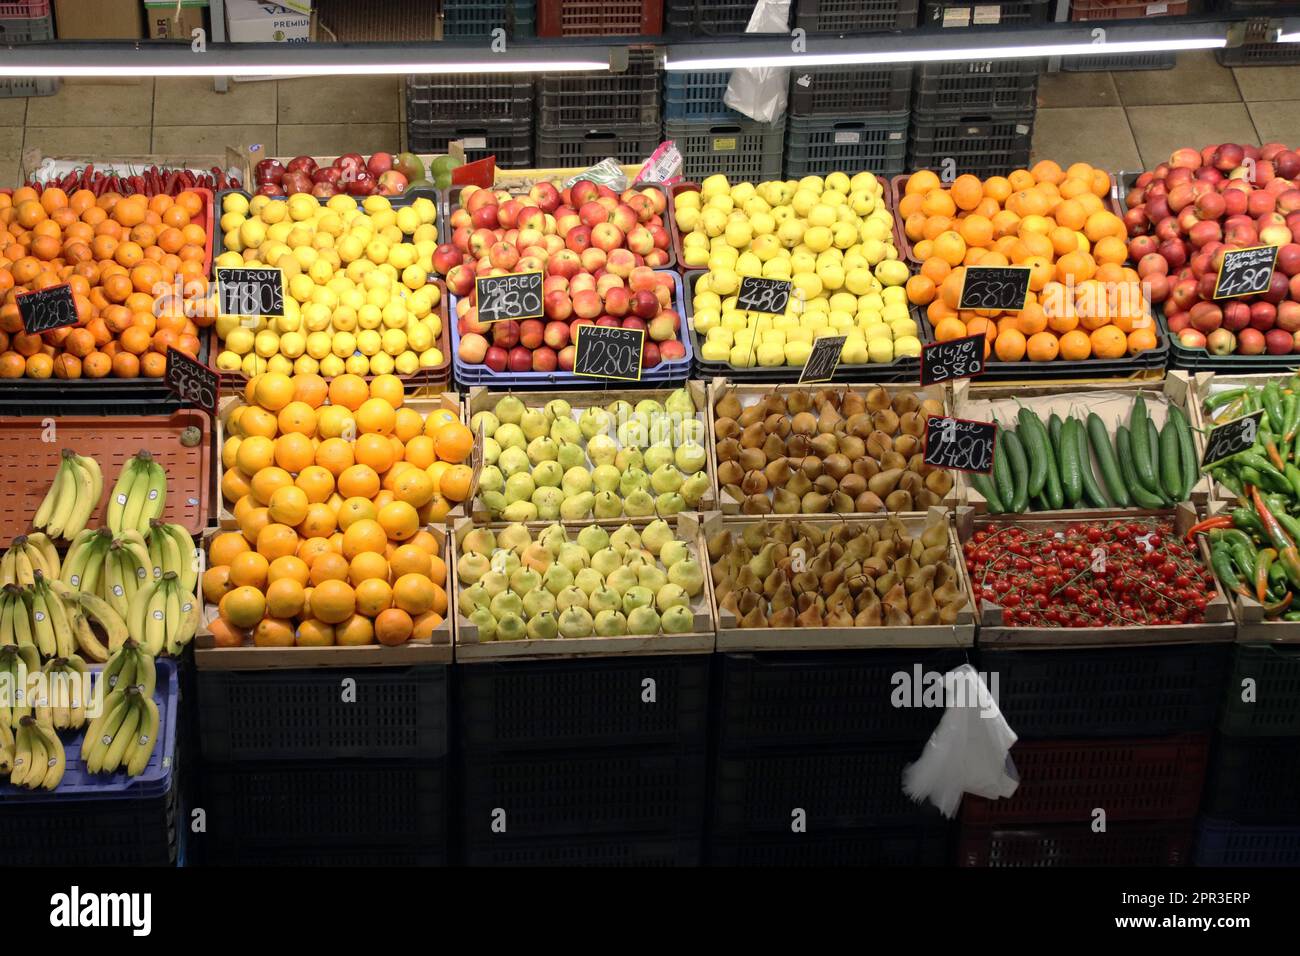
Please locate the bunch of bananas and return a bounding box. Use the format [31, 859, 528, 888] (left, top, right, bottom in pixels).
[34, 655, 89, 731]
[0, 642, 39, 727]
[2, 716, 65, 790]
[0, 574, 115, 664]
[31, 449, 103, 542]
[106, 451, 168, 536]
[83, 682, 159, 777]
[0, 532, 60, 585]
[129, 571, 199, 657]
[100, 639, 155, 698]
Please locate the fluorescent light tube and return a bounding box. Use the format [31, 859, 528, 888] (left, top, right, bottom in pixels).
[1280, 31, 1300, 43]
[0, 60, 609, 77]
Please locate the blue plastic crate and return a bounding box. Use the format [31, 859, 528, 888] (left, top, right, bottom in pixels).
[442, 0, 536, 37]
[1195, 818, 1300, 867]
[662, 71, 746, 123]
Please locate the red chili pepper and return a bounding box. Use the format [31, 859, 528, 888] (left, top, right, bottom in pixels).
[82, 164, 94, 189]
[164, 172, 179, 195]
[1256, 548, 1276, 602]
[1185, 515, 1233, 541]
[1267, 438, 1285, 471]
[230, 177, 242, 190]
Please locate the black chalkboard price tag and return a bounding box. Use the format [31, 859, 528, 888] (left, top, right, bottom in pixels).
[475, 270, 543, 324]
[797, 334, 846, 384]
[959, 266, 1031, 312]
[216, 267, 285, 318]
[18, 284, 78, 335]
[1214, 245, 1278, 300]
[923, 415, 996, 474]
[165, 347, 218, 415]
[1201, 409, 1265, 471]
[921, 332, 987, 386]
[573, 324, 645, 382]
[736, 277, 792, 315]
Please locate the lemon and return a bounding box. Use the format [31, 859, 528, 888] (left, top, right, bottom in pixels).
[418, 347, 444, 368]
[304, 330, 332, 360]
[254, 329, 281, 358]
[395, 351, 420, 375]
[287, 194, 317, 222]
[358, 304, 383, 330]
[331, 331, 356, 358]
[225, 327, 255, 355]
[344, 352, 371, 376]
[222, 192, 250, 216]
[319, 354, 345, 377]
[368, 352, 395, 375]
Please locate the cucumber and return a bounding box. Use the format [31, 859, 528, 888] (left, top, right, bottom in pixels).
[1048, 414, 1064, 457]
[1116, 425, 1167, 509]
[992, 424, 1015, 510]
[1147, 417, 1173, 505]
[1036, 416, 1066, 511]
[1074, 415, 1110, 508]
[1087, 413, 1131, 507]
[1170, 406, 1198, 500]
[971, 471, 1004, 514]
[1001, 427, 1031, 513]
[1058, 417, 1082, 506]
[1017, 408, 1048, 497]
[1129, 394, 1161, 495]
[1159, 417, 1183, 502]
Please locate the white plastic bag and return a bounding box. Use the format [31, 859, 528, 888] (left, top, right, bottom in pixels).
[723, 0, 792, 124]
[901, 665, 1020, 819]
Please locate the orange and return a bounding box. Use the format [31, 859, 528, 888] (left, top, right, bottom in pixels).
[337, 464, 380, 499]
[274, 432, 315, 473]
[250, 617, 295, 647]
[958, 214, 994, 249]
[1127, 326, 1158, 355]
[375, 608, 413, 646]
[403, 435, 437, 469]
[378, 500, 419, 541]
[389, 543, 432, 579]
[920, 257, 951, 285]
[907, 274, 937, 308]
[438, 464, 473, 503]
[1093, 235, 1126, 266]
[209, 531, 251, 567]
[411, 610, 443, 641]
[355, 397, 396, 436]
[207, 618, 247, 648]
[932, 231, 966, 267]
[292, 373, 328, 408]
[409, 530, 441, 558]
[994, 328, 1027, 362]
[201, 565, 234, 605]
[219, 586, 266, 630]
[298, 536, 332, 567]
[355, 578, 393, 617]
[349, 550, 390, 586]
[905, 170, 942, 195]
[951, 174, 984, 212]
[233, 437, 278, 480]
[254, 372, 294, 411]
[1091, 325, 1128, 359]
[297, 619, 335, 647]
[1055, 251, 1095, 284]
[983, 176, 1012, 203]
[921, 190, 956, 218]
[392, 573, 434, 615]
[267, 554, 310, 587]
[268, 484, 310, 526]
[1058, 329, 1092, 361]
[238, 506, 271, 546]
[328, 373, 369, 411]
[256, 523, 299, 562]
[295, 465, 335, 503]
[1084, 210, 1123, 243]
[354, 432, 395, 473]
[309, 550, 350, 586]
[239, 405, 279, 440]
[309, 579, 356, 624]
[250, 465, 293, 506]
[392, 467, 435, 508]
[368, 373, 405, 408]
[338, 496, 378, 531]
[1048, 226, 1079, 257]
[315, 437, 355, 476]
[1031, 159, 1065, 185]
[933, 316, 968, 343]
[317, 405, 355, 440]
[228, 551, 270, 590]
[277, 401, 317, 437]
[1017, 302, 1048, 336]
[265, 578, 306, 618]
[342, 518, 387, 559]
[334, 613, 374, 646]
[1026, 331, 1060, 362]
[297, 502, 337, 539]
[433, 422, 473, 464]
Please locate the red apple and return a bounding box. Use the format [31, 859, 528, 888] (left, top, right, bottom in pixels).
[531, 346, 557, 372]
[528, 182, 560, 213]
[366, 152, 393, 178]
[632, 290, 658, 319]
[310, 182, 338, 198]
[579, 247, 607, 274]
[543, 291, 573, 321]
[1178, 329, 1207, 350]
[603, 287, 631, 317]
[641, 341, 660, 368]
[1166, 310, 1190, 333]
[591, 222, 623, 252]
[488, 242, 520, 271]
[1222, 300, 1252, 332]
[647, 315, 675, 342]
[1266, 327, 1292, 354]
[626, 226, 655, 256]
[570, 179, 599, 207]
[518, 319, 545, 350]
[543, 321, 570, 350]
[287, 154, 318, 176]
[1144, 273, 1170, 303]
[569, 274, 595, 296]
[606, 249, 636, 278]
[557, 344, 576, 371]
[492, 320, 520, 349]
[458, 332, 488, 364]
[484, 346, 509, 372]
[446, 264, 475, 297]
[572, 290, 603, 320]
[547, 250, 581, 279]
[1275, 300, 1300, 333]
[660, 340, 687, 362]
[1129, 235, 1159, 260]
[566, 226, 592, 254]
[1159, 239, 1188, 270]
[578, 201, 608, 230]
[1190, 301, 1223, 334]
[1209, 328, 1239, 355]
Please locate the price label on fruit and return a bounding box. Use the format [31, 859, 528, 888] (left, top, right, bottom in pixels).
[1214, 245, 1278, 300]
[164, 346, 218, 415]
[1201, 409, 1264, 471]
[921, 332, 987, 386]
[923, 415, 996, 474]
[216, 267, 285, 318]
[797, 335, 846, 384]
[18, 284, 78, 335]
[958, 265, 1031, 312]
[736, 277, 792, 316]
[475, 271, 544, 324]
[573, 324, 644, 382]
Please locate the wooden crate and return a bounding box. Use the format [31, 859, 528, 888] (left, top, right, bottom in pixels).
[706, 377, 958, 517]
[1196, 499, 1300, 646]
[958, 504, 1236, 649]
[953, 371, 1209, 518]
[194, 526, 454, 669]
[464, 381, 716, 526]
[704, 507, 976, 652]
[214, 389, 467, 529]
[450, 513, 715, 662]
[1188, 371, 1295, 507]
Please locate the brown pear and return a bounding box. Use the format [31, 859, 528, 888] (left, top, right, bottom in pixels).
[866, 430, 893, 459]
[741, 421, 766, 449]
[893, 434, 921, 458]
[899, 471, 924, 496]
[736, 565, 762, 594]
[798, 523, 825, 548]
[909, 587, 937, 617]
[864, 386, 891, 412]
[787, 390, 812, 415]
[838, 434, 866, 461]
[854, 458, 881, 482]
[935, 580, 964, 606]
[814, 389, 841, 410]
[773, 487, 802, 514]
[920, 544, 948, 566]
[880, 450, 907, 471]
[875, 570, 898, 596]
[715, 392, 742, 421]
[926, 470, 954, 496]
[810, 432, 839, 459]
[873, 539, 896, 562]
[913, 608, 939, 626]
[749, 542, 778, 579]
[770, 606, 797, 629]
[771, 581, 795, 611]
[796, 591, 819, 612]
[935, 562, 957, 588]
[714, 418, 740, 441]
[822, 453, 852, 481]
[763, 394, 788, 417]
[826, 605, 855, 628]
[839, 473, 867, 500]
[872, 408, 900, 435]
[723, 483, 744, 503]
[786, 470, 813, 498]
[791, 411, 817, 436]
[706, 529, 733, 562]
[841, 391, 866, 417]
[763, 568, 785, 598]
[856, 587, 880, 611]
[773, 523, 794, 546]
[843, 534, 872, 564]
[895, 555, 918, 579]
[885, 490, 913, 513]
[792, 571, 818, 595]
[893, 392, 918, 414]
[741, 521, 768, 553]
[883, 581, 908, 611]
[798, 455, 823, 482]
[811, 475, 836, 496]
[885, 605, 912, 627]
[922, 519, 948, 550]
[741, 470, 769, 497]
[739, 446, 767, 473]
[717, 436, 741, 462]
[739, 603, 768, 630]
[764, 413, 791, 439]
[737, 589, 762, 615]
[718, 460, 743, 487]
[854, 605, 880, 627]
[939, 599, 965, 625]
[741, 493, 772, 515]
[764, 457, 791, 488]
[847, 413, 874, 440]
[785, 433, 811, 459]
[761, 432, 786, 462]
[868, 468, 903, 497]
[820, 567, 845, 593]
[808, 550, 832, 577]
[738, 402, 765, 428]
[830, 490, 854, 513]
[796, 603, 824, 628]
[913, 490, 938, 509]
[817, 403, 843, 434]
[899, 411, 926, 437]
[918, 398, 944, 419]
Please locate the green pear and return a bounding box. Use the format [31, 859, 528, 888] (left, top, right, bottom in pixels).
[504, 472, 536, 504]
[460, 583, 489, 614]
[660, 540, 689, 568]
[643, 443, 674, 473]
[675, 418, 706, 447]
[509, 566, 541, 596]
[544, 399, 572, 421]
[468, 607, 497, 641]
[542, 563, 574, 596]
[626, 605, 661, 636]
[574, 567, 604, 595]
[501, 500, 538, 522]
[561, 467, 592, 497]
[526, 611, 558, 641]
[667, 557, 705, 596]
[559, 492, 594, 521]
[558, 544, 590, 575]
[556, 585, 588, 612]
[637, 565, 667, 593]
[493, 395, 525, 424]
[558, 606, 594, 639]
[655, 492, 686, 516]
[593, 609, 627, 637]
[609, 524, 642, 554]
[539, 524, 567, 555]
[532, 486, 564, 520]
[526, 435, 558, 465]
[639, 520, 672, 554]
[497, 524, 531, 553]
[482, 437, 501, 465]
[532, 461, 563, 488]
[470, 410, 499, 437]
[478, 465, 504, 495]
[479, 570, 508, 598]
[557, 441, 587, 472]
[623, 490, 656, 518]
[520, 542, 552, 574]
[520, 409, 550, 441]
[522, 588, 556, 618]
[578, 406, 612, 440]
[550, 417, 581, 445]
[480, 490, 507, 517]
[680, 472, 710, 507]
[494, 422, 525, 449]
[674, 442, 707, 474]
[461, 527, 496, 555]
[489, 590, 524, 619]
[622, 585, 655, 615]
[456, 552, 489, 584]
[635, 399, 664, 418]
[593, 491, 623, 519]
[577, 525, 609, 556]
[661, 605, 694, 634]
[617, 417, 649, 449]
[615, 447, 644, 472]
[606, 566, 639, 595]
[623, 549, 654, 569]
[665, 387, 695, 417]
[587, 434, 618, 467]
[656, 583, 690, 612]
[497, 445, 530, 477]
[590, 547, 621, 578]
[650, 464, 683, 495]
[588, 585, 623, 614]
[607, 399, 635, 423]
[648, 415, 674, 447]
[495, 612, 527, 641]
[591, 464, 621, 493]
[619, 468, 649, 497]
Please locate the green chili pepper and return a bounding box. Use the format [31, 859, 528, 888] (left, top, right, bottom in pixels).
[1231, 541, 1258, 582]
[1232, 507, 1266, 537]
[1256, 548, 1277, 602]
[1268, 559, 1289, 597]
[1283, 394, 1299, 442]
[1210, 542, 1246, 595]
[1214, 528, 1256, 552]
[1205, 387, 1247, 412]
[1212, 467, 1245, 498]
[1283, 610, 1300, 622]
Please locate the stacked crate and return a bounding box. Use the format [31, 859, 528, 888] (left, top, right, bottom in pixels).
[1064, 0, 1187, 72]
[536, 0, 661, 35]
[0, 0, 58, 99]
[441, 0, 535, 38]
[1216, 0, 1300, 66]
[536, 47, 662, 168]
[405, 74, 535, 168]
[1195, 644, 1300, 866]
[960, 644, 1232, 866]
[665, 0, 768, 35]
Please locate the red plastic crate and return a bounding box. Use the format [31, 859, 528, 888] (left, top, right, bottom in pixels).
[537, 0, 661, 35]
[0, 0, 48, 17]
[1068, 0, 1189, 18]
[961, 734, 1209, 825]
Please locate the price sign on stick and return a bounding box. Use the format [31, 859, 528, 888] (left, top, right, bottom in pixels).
[798, 335, 846, 384]
[18, 284, 78, 335]
[1201, 409, 1265, 471]
[1214, 245, 1278, 300]
[923, 415, 996, 474]
[959, 266, 1031, 312]
[573, 325, 645, 382]
[475, 271, 543, 324]
[736, 277, 792, 315]
[921, 332, 987, 386]
[216, 268, 285, 318]
[165, 347, 219, 415]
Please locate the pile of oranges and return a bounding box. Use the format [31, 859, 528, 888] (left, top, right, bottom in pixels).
[204, 371, 474, 648]
[900, 161, 1157, 364]
[0, 186, 211, 379]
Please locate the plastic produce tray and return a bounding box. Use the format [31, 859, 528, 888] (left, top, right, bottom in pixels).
[536, 0, 661, 35]
[1219, 644, 1300, 737]
[784, 111, 909, 179]
[922, 0, 1051, 27]
[466, 833, 702, 866]
[714, 649, 968, 752]
[0, 76, 57, 99]
[912, 60, 1040, 115]
[708, 823, 952, 866]
[1195, 818, 1300, 867]
[961, 734, 1210, 825]
[788, 66, 912, 117]
[1160, 308, 1300, 374]
[0, 409, 210, 545]
[683, 270, 931, 385]
[405, 73, 534, 125]
[662, 71, 748, 123]
[978, 644, 1231, 740]
[1202, 735, 1300, 823]
[908, 111, 1035, 181]
[457, 655, 709, 754]
[794, 0, 919, 33]
[538, 49, 659, 129]
[534, 124, 663, 168]
[665, 0, 769, 35]
[664, 118, 786, 184]
[406, 119, 533, 169]
[959, 821, 1194, 866]
[441, 0, 535, 37]
[196, 664, 448, 763]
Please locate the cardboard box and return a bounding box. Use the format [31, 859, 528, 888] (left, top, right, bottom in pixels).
[53, 0, 143, 39]
[225, 0, 311, 42]
[144, 1, 208, 39]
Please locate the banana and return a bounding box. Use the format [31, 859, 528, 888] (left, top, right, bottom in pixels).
[11, 586, 35, 651]
[100, 642, 134, 694]
[25, 532, 60, 580]
[64, 655, 87, 729]
[78, 532, 112, 599]
[55, 585, 128, 654]
[65, 452, 102, 539]
[69, 609, 110, 663]
[120, 454, 154, 535]
[18, 538, 51, 580]
[126, 578, 154, 652]
[60, 528, 103, 590]
[32, 662, 52, 725]
[40, 660, 63, 728]
[168, 594, 200, 656]
[125, 693, 159, 777]
[33, 719, 65, 789]
[27, 583, 58, 659]
[146, 525, 166, 583]
[161, 573, 180, 650]
[0, 590, 13, 651]
[10, 719, 32, 785]
[142, 581, 167, 656]
[83, 688, 129, 774]
[0, 547, 14, 587]
[0, 716, 12, 776]
[42, 580, 76, 661]
[23, 716, 46, 789]
[116, 533, 154, 598]
[100, 691, 142, 774]
[104, 543, 129, 620]
[106, 455, 143, 535]
[32, 456, 69, 530]
[138, 457, 167, 532]
[162, 523, 198, 595]
[128, 643, 155, 697]
[43, 458, 77, 540]
[13, 545, 34, 587]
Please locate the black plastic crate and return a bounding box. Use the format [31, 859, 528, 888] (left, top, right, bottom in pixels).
[1220, 644, 1300, 737]
[405, 74, 534, 125]
[908, 110, 1035, 180]
[442, 0, 536, 38]
[978, 644, 1231, 740]
[0, 779, 178, 865]
[712, 744, 946, 836]
[922, 0, 1050, 27]
[1217, 44, 1300, 67]
[1160, 307, 1300, 374]
[199, 760, 447, 852]
[197, 664, 448, 763]
[913, 60, 1040, 115]
[666, 117, 786, 183]
[461, 748, 707, 841]
[407, 120, 534, 169]
[784, 111, 909, 179]
[708, 823, 952, 865]
[534, 124, 663, 167]
[1195, 817, 1300, 867]
[795, 0, 919, 33]
[200, 845, 447, 865]
[715, 649, 967, 752]
[1063, 52, 1176, 72]
[538, 48, 659, 129]
[458, 655, 709, 754]
[466, 833, 702, 866]
[666, 0, 769, 35]
[959, 821, 1194, 866]
[1203, 736, 1300, 824]
[789, 65, 912, 117]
